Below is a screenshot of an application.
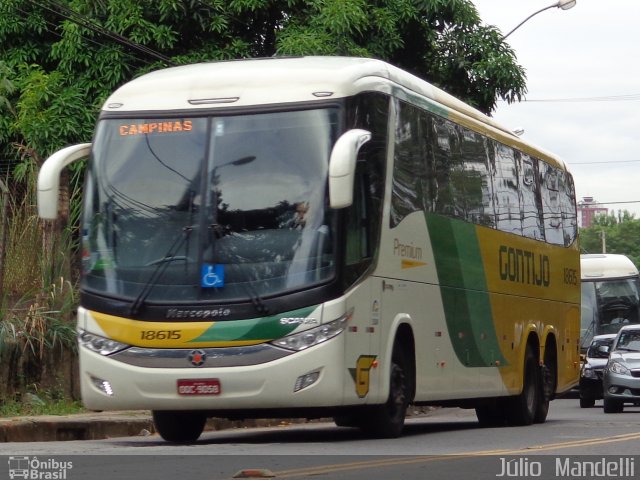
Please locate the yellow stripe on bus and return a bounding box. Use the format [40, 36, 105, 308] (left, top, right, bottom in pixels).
[401, 259, 427, 269]
[89, 310, 265, 348]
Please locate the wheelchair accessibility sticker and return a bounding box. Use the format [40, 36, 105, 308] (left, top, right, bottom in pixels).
[201, 264, 224, 288]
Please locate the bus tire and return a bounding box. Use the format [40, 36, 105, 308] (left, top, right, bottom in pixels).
[533, 363, 553, 423]
[333, 414, 361, 428]
[603, 397, 624, 413]
[153, 410, 206, 443]
[360, 347, 410, 438]
[506, 345, 539, 426]
[579, 397, 595, 408]
[475, 400, 507, 427]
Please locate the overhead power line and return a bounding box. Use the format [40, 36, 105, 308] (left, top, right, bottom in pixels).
[524, 93, 640, 103]
[571, 160, 640, 165]
[499, 93, 640, 103]
[12, 4, 152, 70]
[26, 0, 176, 66]
[580, 200, 640, 206]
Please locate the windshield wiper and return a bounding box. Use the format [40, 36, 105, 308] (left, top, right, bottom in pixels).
[129, 226, 193, 316]
[243, 282, 269, 315]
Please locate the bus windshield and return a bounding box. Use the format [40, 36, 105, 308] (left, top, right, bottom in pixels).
[81, 108, 339, 305]
[581, 277, 640, 342]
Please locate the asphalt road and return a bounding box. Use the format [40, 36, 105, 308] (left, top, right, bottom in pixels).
[1, 398, 639, 480]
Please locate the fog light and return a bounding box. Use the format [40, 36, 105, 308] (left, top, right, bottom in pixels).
[294, 370, 321, 392]
[90, 375, 115, 396]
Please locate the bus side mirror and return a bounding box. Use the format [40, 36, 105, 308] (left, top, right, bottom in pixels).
[38, 143, 91, 219]
[328, 129, 371, 209]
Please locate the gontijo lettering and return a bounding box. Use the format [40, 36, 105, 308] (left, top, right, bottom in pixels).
[119, 120, 192, 136]
[499, 245, 550, 287]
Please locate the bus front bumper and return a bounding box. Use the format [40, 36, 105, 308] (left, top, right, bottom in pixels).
[79, 335, 350, 411]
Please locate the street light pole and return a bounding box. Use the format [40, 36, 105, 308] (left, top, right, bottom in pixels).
[502, 0, 577, 40]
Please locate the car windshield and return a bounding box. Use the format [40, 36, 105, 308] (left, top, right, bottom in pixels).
[587, 337, 614, 359]
[614, 330, 640, 352]
[81, 108, 340, 305]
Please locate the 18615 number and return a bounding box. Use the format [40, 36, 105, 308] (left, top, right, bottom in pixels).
[563, 268, 578, 286]
[140, 330, 182, 340]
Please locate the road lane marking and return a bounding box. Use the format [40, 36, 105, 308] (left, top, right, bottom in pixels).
[264, 431, 640, 478]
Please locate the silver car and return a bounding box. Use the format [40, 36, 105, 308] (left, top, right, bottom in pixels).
[602, 325, 640, 413]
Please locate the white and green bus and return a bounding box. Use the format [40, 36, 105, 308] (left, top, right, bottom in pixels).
[38, 57, 580, 442]
[580, 253, 640, 351]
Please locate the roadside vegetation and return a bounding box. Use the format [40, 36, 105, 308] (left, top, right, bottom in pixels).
[579, 211, 640, 265]
[0, 391, 85, 417]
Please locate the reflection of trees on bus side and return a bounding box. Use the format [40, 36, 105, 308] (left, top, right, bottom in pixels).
[390, 99, 577, 247]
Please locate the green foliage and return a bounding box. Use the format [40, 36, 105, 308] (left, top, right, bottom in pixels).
[0, 395, 85, 417]
[0, 0, 528, 397]
[580, 211, 640, 268]
[274, 0, 526, 112]
[0, 278, 78, 357]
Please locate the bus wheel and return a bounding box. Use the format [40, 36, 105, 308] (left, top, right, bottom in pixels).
[534, 362, 553, 423]
[506, 345, 539, 426]
[153, 410, 206, 443]
[333, 414, 361, 428]
[475, 401, 507, 427]
[360, 348, 410, 438]
[603, 397, 624, 413]
[579, 397, 595, 408]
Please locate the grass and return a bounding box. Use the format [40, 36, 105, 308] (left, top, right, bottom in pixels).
[0, 397, 86, 417]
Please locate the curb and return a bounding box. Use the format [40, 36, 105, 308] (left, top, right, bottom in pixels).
[0, 412, 154, 442]
[0, 413, 331, 443]
[0, 407, 438, 442]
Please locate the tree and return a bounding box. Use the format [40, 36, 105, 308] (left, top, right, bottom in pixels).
[0, 0, 528, 276]
[0, 0, 529, 399]
[580, 211, 640, 268]
[0, 0, 528, 274]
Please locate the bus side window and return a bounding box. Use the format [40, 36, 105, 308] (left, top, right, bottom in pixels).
[540, 163, 564, 245]
[390, 99, 430, 227]
[344, 92, 388, 286]
[560, 171, 578, 246]
[492, 142, 522, 236]
[345, 163, 370, 265]
[458, 126, 494, 227]
[519, 154, 544, 241]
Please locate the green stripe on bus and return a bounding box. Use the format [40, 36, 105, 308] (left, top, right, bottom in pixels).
[427, 214, 507, 367]
[189, 306, 317, 343]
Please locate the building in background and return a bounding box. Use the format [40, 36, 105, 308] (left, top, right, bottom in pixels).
[578, 197, 608, 228]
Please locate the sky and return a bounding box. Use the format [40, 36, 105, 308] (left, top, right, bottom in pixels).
[472, 0, 640, 217]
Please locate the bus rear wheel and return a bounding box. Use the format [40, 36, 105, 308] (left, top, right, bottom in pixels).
[579, 396, 595, 408]
[533, 361, 554, 423]
[603, 397, 624, 413]
[475, 401, 507, 427]
[153, 410, 206, 443]
[506, 345, 539, 426]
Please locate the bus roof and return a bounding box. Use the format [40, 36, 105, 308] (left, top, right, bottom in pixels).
[102, 56, 566, 169]
[581, 254, 639, 280]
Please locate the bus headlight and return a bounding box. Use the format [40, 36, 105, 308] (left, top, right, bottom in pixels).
[79, 329, 129, 355]
[271, 312, 351, 352]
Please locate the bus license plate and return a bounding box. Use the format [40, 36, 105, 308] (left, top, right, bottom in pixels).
[177, 379, 221, 396]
